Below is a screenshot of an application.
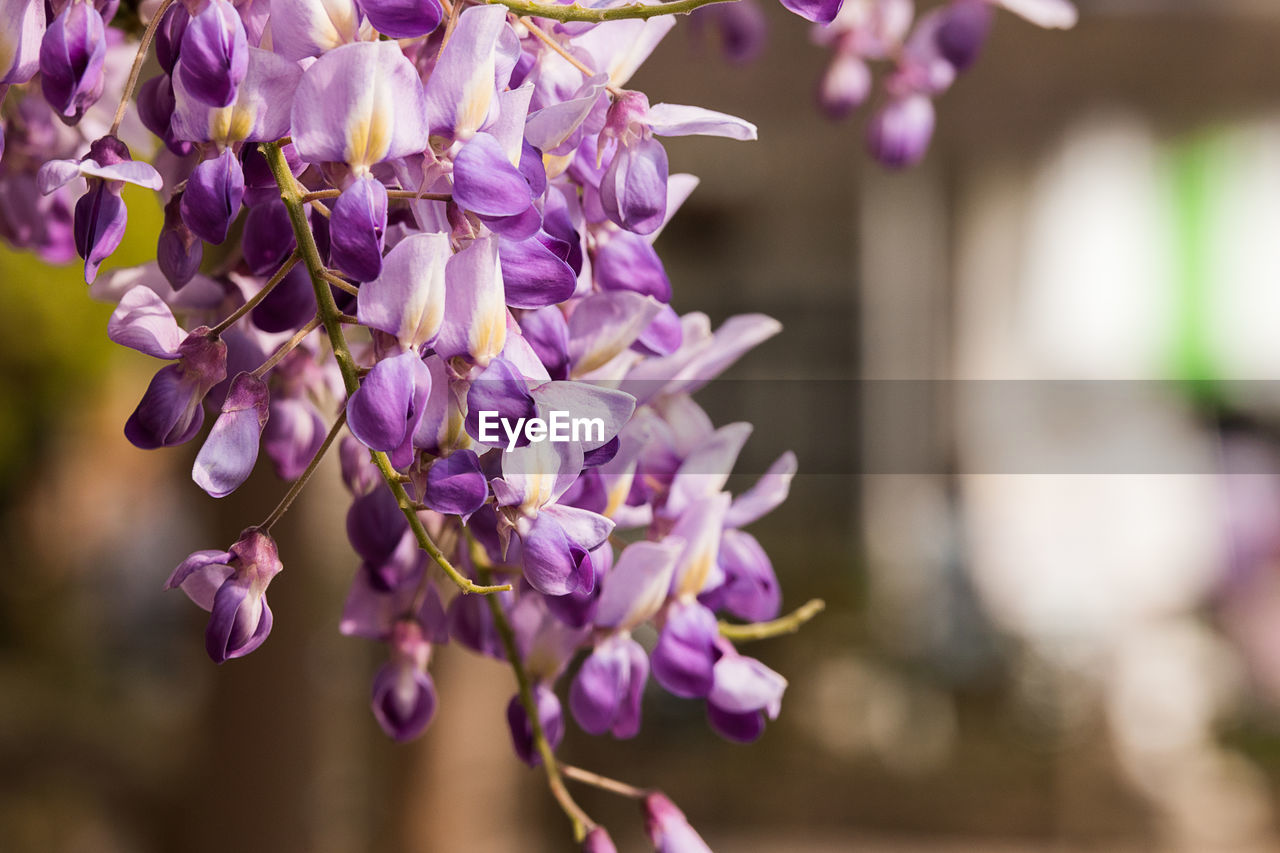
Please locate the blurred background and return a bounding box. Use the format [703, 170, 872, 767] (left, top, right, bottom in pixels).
[10, 1, 1280, 851]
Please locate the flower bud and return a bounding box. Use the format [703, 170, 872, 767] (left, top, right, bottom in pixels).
[819, 52, 871, 120]
[642, 793, 712, 853]
[181, 148, 245, 244]
[866, 93, 936, 169]
[329, 174, 388, 282]
[39, 0, 106, 123]
[177, 0, 248, 107]
[506, 684, 564, 767]
[581, 827, 618, 853]
[193, 372, 270, 498]
[936, 0, 995, 72]
[157, 195, 203, 289]
[370, 620, 438, 741]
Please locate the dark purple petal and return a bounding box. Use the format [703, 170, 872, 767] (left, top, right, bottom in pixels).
[651, 600, 718, 699]
[506, 685, 563, 767]
[157, 195, 203, 289]
[421, 450, 488, 517]
[632, 302, 683, 357]
[476, 204, 542, 241]
[38, 1, 106, 122]
[371, 663, 437, 741]
[177, 0, 248, 108]
[777, 0, 843, 25]
[193, 372, 270, 498]
[154, 4, 189, 74]
[452, 132, 534, 217]
[205, 577, 272, 663]
[465, 357, 535, 445]
[706, 703, 765, 743]
[251, 264, 316, 334]
[543, 543, 607, 628]
[73, 182, 126, 282]
[499, 234, 578, 309]
[519, 306, 571, 381]
[594, 230, 670, 301]
[356, 0, 443, 38]
[346, 484, 410, 570]
[704, 528, 780, 622]
[125, 333, 229, 449]
[600, 137, 668, 236]
[329, 175, 388, 282]
[346, 351, 433, 467]
[242, 199, 297, 275]
[521, 511, 590, 597]
[181, 148, 245, 245]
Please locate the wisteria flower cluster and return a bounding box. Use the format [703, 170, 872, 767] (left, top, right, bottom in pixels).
[0, 0, 1071, 846]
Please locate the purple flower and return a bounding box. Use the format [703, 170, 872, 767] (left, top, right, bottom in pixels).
[506, 684, 563, 767]
[936, 0, 995, 72]
[370, 620, 439, 741]
[156, 196, 203, 289]
[181, 148, 245, 245]
[581, 827, 619, 853]
[642, 793, 712, 853]
[357, 0, 443, 39]
[263, 397, 327, 480]
[570, 634, 648, 738]
[330, 175, 388, 282]
[165, 527, 283, 663]
[170, 46, 302, 147]
[705, 646, 786, 743]
[346, 349, 433, 469]
[177, 0, 248, 108]
[420, 450, 488, 518]
[38, 0, 106, 123]
[651, 599, 719, 699]
[356, 232, 450, 351]
[38, 136, 163, 282]
[866, 93, 935, 169]
[819, 52, 872, 119]
[107, 286, 228, 448]
[0, 0, 46, 86]
[193, 372, 270, 498]
[269, 0, 363, 61]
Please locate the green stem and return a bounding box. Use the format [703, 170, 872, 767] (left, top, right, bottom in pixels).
[260, 141, 510, 597]
[490, 0, 736, 22]
[251, 315, 321, 379]
[261, 410, 347, 532]
[483, 568, 595, 841]
[718, 598, 826, 643]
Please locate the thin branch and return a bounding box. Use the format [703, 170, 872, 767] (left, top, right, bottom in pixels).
[210, 252, 302, 336]
[488, 0, 737, 23]
[520, 18, 622, 96]
[300, 189, 452, 203]
[718, 598, 826, 643]
[261, 410, 347, 531]
[261, 141, 510, 597]
[562, 765, 650, 799]
[484, 568, 596, 841]
[251, 315, 321, 378]
[110, 0, 177, 136]
[322, 270, 360, 297]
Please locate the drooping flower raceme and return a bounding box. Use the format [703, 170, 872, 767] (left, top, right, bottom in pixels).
[0, 0, 1074, 845]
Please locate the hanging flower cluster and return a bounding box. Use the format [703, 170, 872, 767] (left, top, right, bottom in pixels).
[0, 0, 1072, 846]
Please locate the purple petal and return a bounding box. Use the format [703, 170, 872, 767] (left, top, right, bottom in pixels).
[521, 510, 588, 596]
[651, 600, 718, 699]
[595, 539, 682, 631]
[206, 578, 272, 662]
[453, 132, 535, 217]
[164, 549, 234, 610]
[593, 229, 670, 301]
[708, 652, 786, 715]
[263, 397, 327, 480]
[866, 94, 936, 169]
[107, 285, 185, 359]
[568, 291, 663, 375]
[519, 306, 570, 381]
[633, 302, 683, 357]
[330, 175, 388, 282]
[291, 40, 429, 168]
[422, 5, 507, 140]
[177, 0, 248, 108]
[346, 350, 432, 466]
[124, 334, 229, 449]
[180, 148, 245, 245]
[707, 528, 780, 622]
[777, 0, 843, 24]
[819, 52, 871, 119]
[570, 640, 628, 735]
[541, 504, 613, 554]
[157, 196, 204, 289]
[936, 0, 994, 72]
[250, 264, 316, 334]
[498, 234, 577, 309]
[995, 0, 1078, 29]
[0, 0, 45, 86]
[582, 828, 619, 853]
[646, 103, 756, 140]
[525, 73, 608, 152]
[357, 0, 443, 38]
[357, 231, 449, 348]
[270, 0, 363, 61]
[530, 381, 635, 452]
[74, 182, 126, 282]
[506, 685, 563, 767]
[371, 663, 437, 741]
[193, 372, 270, 498]
[241, 199, 297, 275]
[435, 235, 507, 366]
[447, 590, 506, 659]
[706, 703, 765, 743]
[421, 450, 488, 517]
[171, 46, 302, 145]
[464, 357, 535, 447]
[643, 793, 713, 853]
[38, 2, 106, 122]
[725, 450, 796, 528]
[600, 137, 668, 235]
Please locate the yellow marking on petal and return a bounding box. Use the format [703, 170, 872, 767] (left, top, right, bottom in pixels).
[543, 151, 574, 181]
[455, 70, 493, 140]
[604, 470, 635, 519]
[679, 543, 714, 599]
[0, 32, 17, 78]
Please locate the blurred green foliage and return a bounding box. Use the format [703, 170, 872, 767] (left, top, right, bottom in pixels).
[0, 184, 161, 497]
